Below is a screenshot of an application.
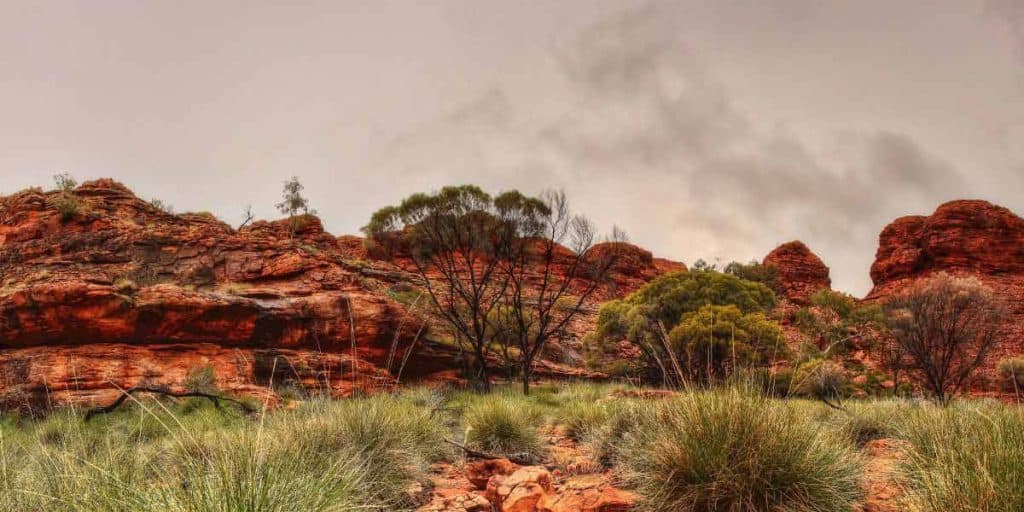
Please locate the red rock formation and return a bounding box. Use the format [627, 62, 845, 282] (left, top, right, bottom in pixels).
[763, 241, 831, 304]
[0, 179, 682, 409]
[866, 200, 1024, 386]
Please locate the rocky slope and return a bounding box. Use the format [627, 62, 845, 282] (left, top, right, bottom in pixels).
[0, 179, 682, 409]
[865, 200, 1024, 383]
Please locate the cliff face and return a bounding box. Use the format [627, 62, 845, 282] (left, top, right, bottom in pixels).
[0, 180, 682, 409]
[867, 200, 1024, 382]
[763, 241, 831, 305]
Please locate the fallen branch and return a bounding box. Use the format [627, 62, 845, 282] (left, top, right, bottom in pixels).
[84, 387, 256, 421]
[444, 439, 533, 465]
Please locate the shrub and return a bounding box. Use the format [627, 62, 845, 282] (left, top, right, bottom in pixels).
[150, 198, 174, 214]
[592, 271, 779, 386]
[183, 365, 218, 394]
[724, 260, 781, 291]
[585, 400, 654, 467]
[998, 357, 1024, 391]
[792, 359, 848, 403]
[561, 400, 616, 440]
[885, 273, 1003, 404]
[830, 401, 908, 446]
[52, 193, 82, 221]
[113, 277, 137, 294]
[617, 388, 863, 511]
[463, 395, 544, 461]
[900, 403, 1024, 511]
[810, 289, 856, 318]
[667, 304, 787, 381]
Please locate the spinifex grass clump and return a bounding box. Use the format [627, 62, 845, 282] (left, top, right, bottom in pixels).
[617, 387, 864, 512]
[0, 393, 451, 511]
[900, 402, 1024, 511]
[829, 399, 911, 447]
[463, 393, 544, 461]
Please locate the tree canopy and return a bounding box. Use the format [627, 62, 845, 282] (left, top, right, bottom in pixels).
[592, 270, 780, 385]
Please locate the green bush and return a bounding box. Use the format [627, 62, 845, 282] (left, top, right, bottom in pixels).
[617, 388, 864, 511]
[810, 289, 857, 318]
[792, 359, 848, 401]
[900, 403, 1024, 511]
[592, 271, 780, 385]
[463, 394, 544, 460]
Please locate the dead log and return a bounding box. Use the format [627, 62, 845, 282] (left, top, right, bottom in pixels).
[84, 387, 256, 421]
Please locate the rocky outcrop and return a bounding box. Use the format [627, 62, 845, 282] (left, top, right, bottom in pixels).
[0, 179, 682, 409]
[0, 180, 418, 409]
[869, 200, 1024, 284]
[866, 200, 1024, 384]
[763, 241, 831, 304]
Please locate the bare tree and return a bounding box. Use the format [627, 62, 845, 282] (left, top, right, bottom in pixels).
[876, 334, 907, 397]
[495, 190, 624, 394]
[238, 204, 255, 229]
[885, 272, 1004, 404]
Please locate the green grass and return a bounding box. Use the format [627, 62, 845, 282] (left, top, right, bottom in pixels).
[899, 401, 1024, 511]
[2, 382, 1022, 512]
[462, 392, 545, 461]
[0, 395, 450, 511]
[616, 387, 865, 512]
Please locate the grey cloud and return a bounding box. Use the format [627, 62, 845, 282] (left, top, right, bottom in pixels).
[990, 0, 1024, 59]
[379, 4, 972, 295]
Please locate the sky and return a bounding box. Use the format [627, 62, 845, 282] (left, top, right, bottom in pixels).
[1, 0, 1022, 296]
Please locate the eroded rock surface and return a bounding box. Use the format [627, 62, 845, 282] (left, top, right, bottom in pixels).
[0, 179, 683, 408]
[763, 240, 831, 304]
[866, 200, 1024, 383]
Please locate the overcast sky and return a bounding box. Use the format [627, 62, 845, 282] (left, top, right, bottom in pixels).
[1, 0, 1022, 295]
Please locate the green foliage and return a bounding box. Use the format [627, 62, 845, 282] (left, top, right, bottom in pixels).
[183, 365, 218, 394]
[900, 402, 1024, 511]
[792, 359, 848, 401]
[667, 305, 787, 380]
[592, 271, 779, 383]
[463, 394, 544, 461]
[724, 260, 781, 291]
[617, 388, 864, 511]
[276, 176, 315, 218]
[0, 394, 449, 511]
[53, 172, 77, 192]
[810, 289, 857, 318]
[828, 400, 910, 447]
[51, 192, 82, 221]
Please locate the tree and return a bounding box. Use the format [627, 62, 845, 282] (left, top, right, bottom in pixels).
[493, 190, 624, 394]
[885, 272, 1004, 404]
[364, 186, 622, 393]
[276, 176, 316, 236]
[591, 270, 779, 387]
[724, 260, 780, 291]
[53, 172, 77, 192]
[667, 304, 785, 382]
[238, 204, 255, 229]
[364, 185, 517, 391]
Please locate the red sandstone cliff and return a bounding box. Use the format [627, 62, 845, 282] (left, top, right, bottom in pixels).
[763, 240, 832, 305]
[866, 200, 1024, 383]
[0, 179, 682, 409]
